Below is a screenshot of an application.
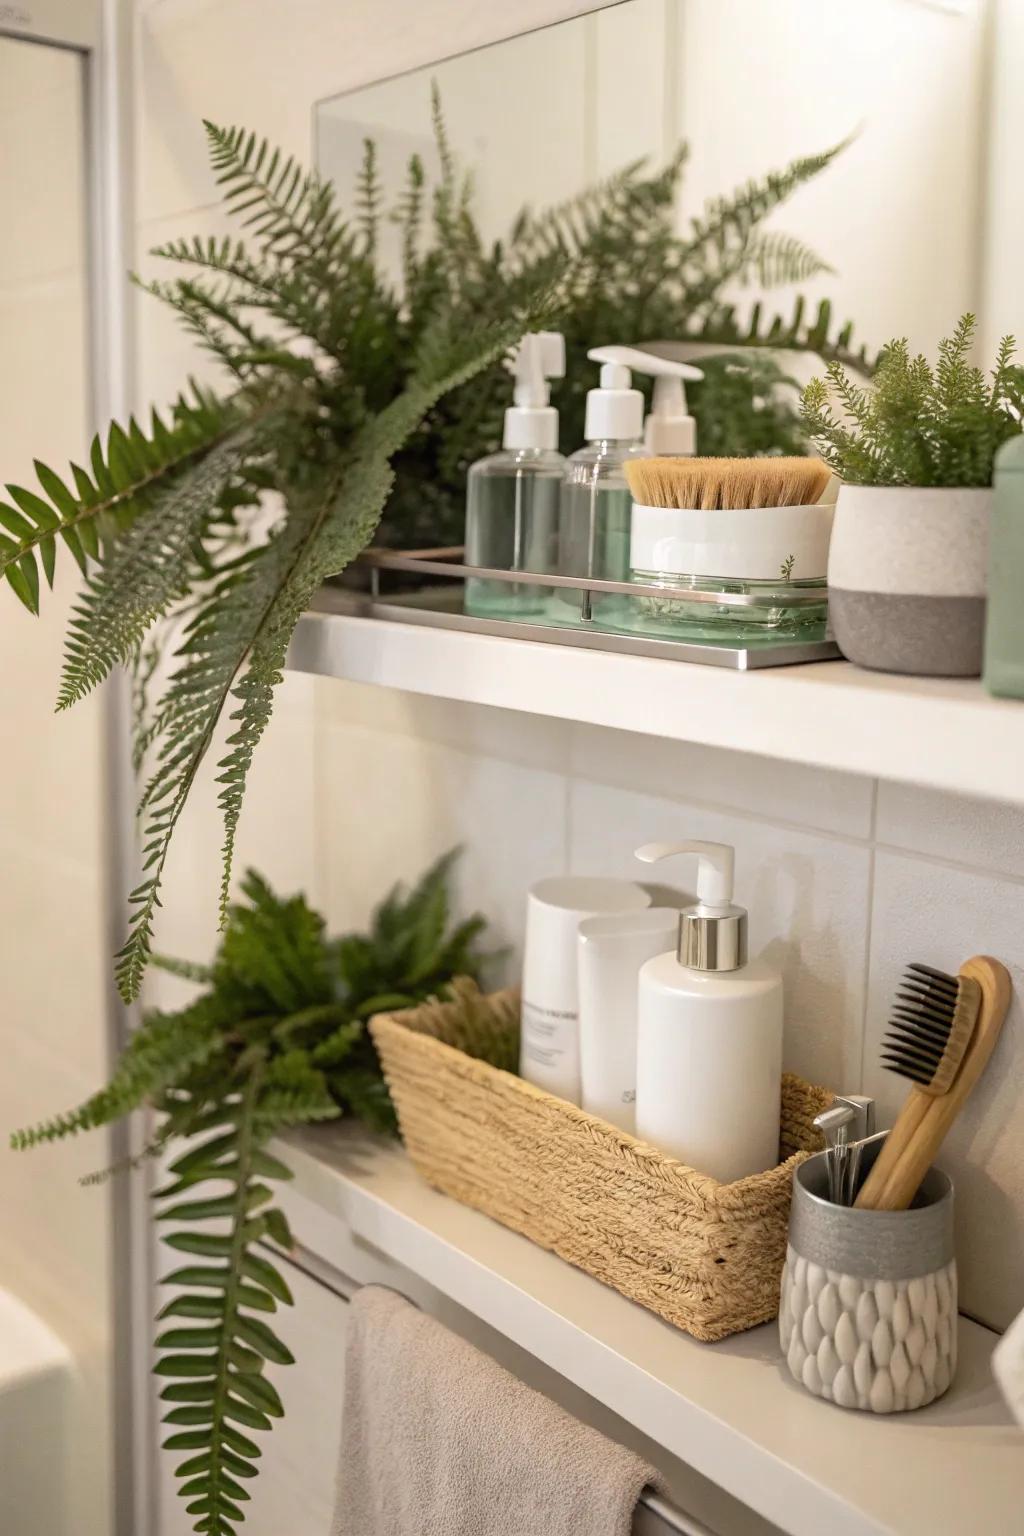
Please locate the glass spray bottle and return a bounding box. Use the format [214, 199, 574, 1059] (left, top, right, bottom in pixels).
[557, 357, 649, 617]
[463, 332, 566, 618]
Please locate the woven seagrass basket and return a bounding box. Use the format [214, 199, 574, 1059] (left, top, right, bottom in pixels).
[370, 981, 833, 1342]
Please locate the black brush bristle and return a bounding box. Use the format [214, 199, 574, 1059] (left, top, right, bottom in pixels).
[880, 962, 959, 1086]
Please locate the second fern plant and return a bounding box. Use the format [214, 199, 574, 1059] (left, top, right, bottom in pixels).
[13, 853, 490, 1536]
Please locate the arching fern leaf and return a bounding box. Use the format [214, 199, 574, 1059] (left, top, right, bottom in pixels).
[12, 859, 492, 1536]
[0, 385, 238, 614]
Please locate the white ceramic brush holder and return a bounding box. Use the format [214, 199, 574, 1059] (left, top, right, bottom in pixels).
[594, 499, 834, 639]
[629, 500, 835, 585]
[781, 1140, 957, 1414]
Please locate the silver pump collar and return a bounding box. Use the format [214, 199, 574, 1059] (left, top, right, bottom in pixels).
[678, 902, 747, 971]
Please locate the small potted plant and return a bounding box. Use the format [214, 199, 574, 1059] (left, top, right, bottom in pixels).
[802, 315, 1024, 676]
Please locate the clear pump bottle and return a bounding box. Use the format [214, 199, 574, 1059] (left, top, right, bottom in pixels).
[558, 356, 649, 614]
[464, 332, 566, 618]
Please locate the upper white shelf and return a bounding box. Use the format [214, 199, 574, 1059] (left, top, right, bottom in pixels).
[289, 590, 1024, 806]
[280, 1124, 1022, 1536]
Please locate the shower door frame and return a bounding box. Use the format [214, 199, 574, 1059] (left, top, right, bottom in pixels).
[0, 4, 146, 1534]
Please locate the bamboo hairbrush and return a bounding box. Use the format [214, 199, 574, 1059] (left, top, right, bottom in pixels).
[855, 955, 1011, 1211]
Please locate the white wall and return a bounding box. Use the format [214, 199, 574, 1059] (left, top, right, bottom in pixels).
[319, 0, 990, 363]
[980, 0, 1024, 358]
[0, 33, 113, 1536]
[678, 0, 989, 358]
[135, 0, 1024, 1323]
[131, 4, 1024, 1530]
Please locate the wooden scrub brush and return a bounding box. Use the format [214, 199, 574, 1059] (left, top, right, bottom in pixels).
[856, 955, 1012, 1211]
[624, 456, 833, 510]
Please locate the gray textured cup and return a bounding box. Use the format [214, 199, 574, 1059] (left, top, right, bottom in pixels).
[827, 485, 991, 676]
[780, 1138, 957, 1413]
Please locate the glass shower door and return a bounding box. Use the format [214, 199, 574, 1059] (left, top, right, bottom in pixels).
[0, 31, 113, 1536]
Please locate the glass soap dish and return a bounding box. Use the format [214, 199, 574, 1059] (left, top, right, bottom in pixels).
[595, 571, 830, 641]
[605, 498, 835, 639]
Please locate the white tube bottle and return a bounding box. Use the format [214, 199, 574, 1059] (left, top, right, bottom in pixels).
[520, 877, 650, 1104]
[577, 907, 679, 1133]
[633, 841, 783, 1183]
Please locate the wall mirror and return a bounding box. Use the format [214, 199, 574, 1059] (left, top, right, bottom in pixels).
[315, 0, 1009, 552]
[317, 0, 998, 357]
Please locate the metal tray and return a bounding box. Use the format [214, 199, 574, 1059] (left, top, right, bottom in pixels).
[331, 547, 841, 671]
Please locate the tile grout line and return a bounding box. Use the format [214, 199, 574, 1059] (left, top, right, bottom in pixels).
[857, 781, 880, 1093]
[325, 711, 1024, 887]
[311, 677, 331, 915]
[562, 726, 575, 876]
[872, 838, 1024, 889]
[569, 769, 877, 848]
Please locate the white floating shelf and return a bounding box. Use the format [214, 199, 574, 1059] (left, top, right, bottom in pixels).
[280, 1126, 1022, 1536]
[289, 590, 1024, 806]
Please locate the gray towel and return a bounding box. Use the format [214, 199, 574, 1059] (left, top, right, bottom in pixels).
[331, 1285, 661, 1536]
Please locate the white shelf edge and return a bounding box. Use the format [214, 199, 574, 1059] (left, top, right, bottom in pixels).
[278, 1124, 1022, 1536]
[288, 598, 1024, 807]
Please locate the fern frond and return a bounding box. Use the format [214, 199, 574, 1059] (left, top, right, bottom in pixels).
[156, 1065, 297, 1536]
[153, 953, 217, 986]
[356, 137, 382, 258]
[0, 386, 239, 614]
[57, 435, 251, 711]
[394, 152, 426, 297]
[740, 230, 834, 289]
[251, 1052, 339, 1128]
[210, 310, 544, 949]
[689, 295, 873, 373]
[681, 137, 849, 269]
[203, 120, 351, 275]
[11, 1002, 223, 1150]
[115, 521, 294, 1002]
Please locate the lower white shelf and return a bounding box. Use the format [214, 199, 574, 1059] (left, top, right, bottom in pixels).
[278, 1123, 1022, 1536]
[289, 590, 1024, 807]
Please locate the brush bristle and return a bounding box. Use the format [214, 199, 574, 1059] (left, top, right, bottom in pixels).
[879, 962, 981, 1095]
[624, 456, 833, 511]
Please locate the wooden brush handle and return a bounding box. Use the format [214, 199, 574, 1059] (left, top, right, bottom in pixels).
[859, 956, 1012, 1213]
[853, 1085, 932, 1209]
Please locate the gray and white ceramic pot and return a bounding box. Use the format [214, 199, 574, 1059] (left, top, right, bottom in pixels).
[780, 1145, 956, 1414]
[827, 485, 991, 676]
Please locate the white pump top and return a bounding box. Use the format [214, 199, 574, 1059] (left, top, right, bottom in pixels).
[583, 350, 645, 443]
[636, 840, 735, 907]
[589, 345, 703, 456]
[503, 331, 565, 451]
[635, 840, 747, 971]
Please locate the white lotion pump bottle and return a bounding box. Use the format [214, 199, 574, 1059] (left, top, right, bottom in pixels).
[634, 840, 783, 1183]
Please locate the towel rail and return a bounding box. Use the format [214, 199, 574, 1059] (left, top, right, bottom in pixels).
[267, 1239, 718, 1536]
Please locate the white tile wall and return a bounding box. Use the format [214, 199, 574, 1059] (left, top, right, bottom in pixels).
[863, 854, 1024, 1332]
[318, 703, 569, 967]
[876, 782, 1024, 883]
[570, 723, 875, 839]
[567, 777, 872, 1090]
[131, 19, 1024, 1510]
[309, 698, 1024, 1332]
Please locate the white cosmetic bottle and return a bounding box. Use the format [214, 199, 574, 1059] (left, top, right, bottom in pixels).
[633, 840, 783, 1183]
[520, 876, 650, 1104]
[577, 907, 678, 1133]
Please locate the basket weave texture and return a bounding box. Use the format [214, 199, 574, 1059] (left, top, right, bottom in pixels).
[370, 982, 832, 1342]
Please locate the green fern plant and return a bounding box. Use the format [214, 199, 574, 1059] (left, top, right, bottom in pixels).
[12, 851, 492, 1535]
[0, 103, 866, 1001]
[381, 110, 868, 545]
[0, 120, 564, 1001]
[802, 314, 1024, 486]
